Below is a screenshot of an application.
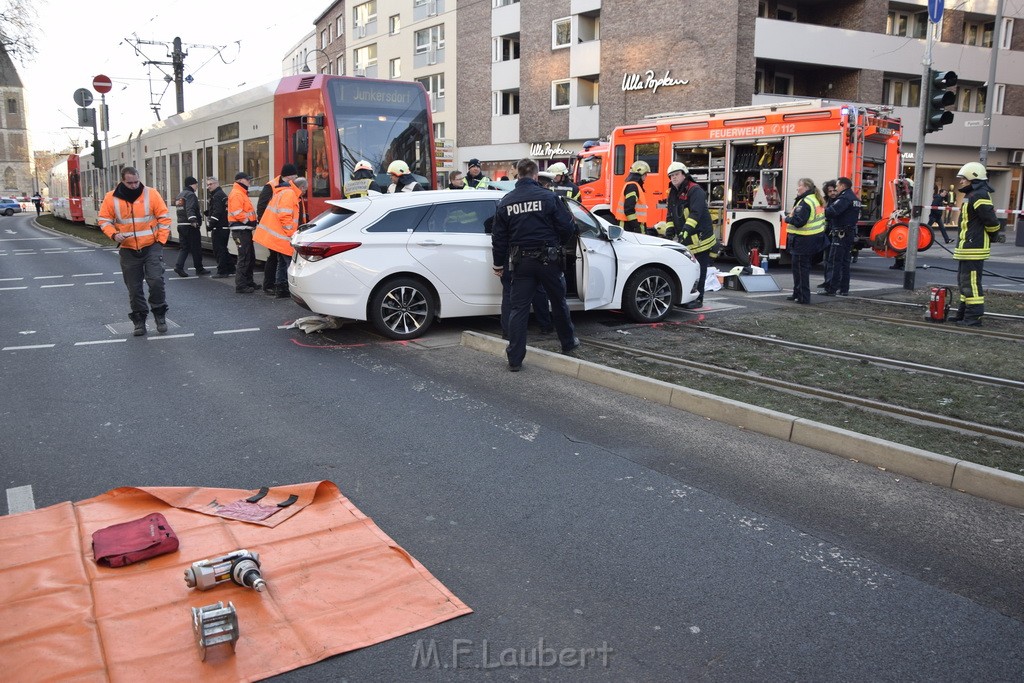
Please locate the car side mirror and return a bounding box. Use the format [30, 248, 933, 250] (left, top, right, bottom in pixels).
[606, 225, 623, 240]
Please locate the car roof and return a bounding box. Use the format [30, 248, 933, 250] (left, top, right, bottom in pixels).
[324, 189, 505, 211]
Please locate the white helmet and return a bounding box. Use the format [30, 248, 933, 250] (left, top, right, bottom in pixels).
[354, 160, 374, 173]
[547, 162, 569, 176]
[667, 161, 689, 176]
[956, 161, 987, 181]
[387, 160, 410, 175]
[629, 160, 651, 175]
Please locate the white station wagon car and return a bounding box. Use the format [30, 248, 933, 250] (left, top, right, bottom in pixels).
[288, 190, 700, 340]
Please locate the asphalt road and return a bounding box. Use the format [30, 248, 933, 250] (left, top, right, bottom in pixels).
[2, 215, 1023, 682]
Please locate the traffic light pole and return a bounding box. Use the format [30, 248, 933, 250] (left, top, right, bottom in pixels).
[979, 0, 1004, 166]
[904, 21, 935, 290]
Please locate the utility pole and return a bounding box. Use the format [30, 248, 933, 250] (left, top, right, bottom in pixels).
[173, 37, 186, 115]
[904, 17, 936, 291]
[979, 0, 1004, 166]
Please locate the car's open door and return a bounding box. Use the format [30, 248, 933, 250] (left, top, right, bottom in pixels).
[567, 201, 616, 309]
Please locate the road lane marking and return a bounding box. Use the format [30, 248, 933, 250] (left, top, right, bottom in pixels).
[6, 485, 35, 514]
[75, 339, 128, 346]
[0, 237, 60, 241]
[40, 284, 74, 288]
[73, 273, 105, 277]
[84, 281, 116, 286]
[0, 277, 24, 281]
[2, 344, 55, 350]
[213, 328, 261, 335]
[33, 275, 63, 279]
[0, 286, 28, 291]
[148, 333, 195, 340]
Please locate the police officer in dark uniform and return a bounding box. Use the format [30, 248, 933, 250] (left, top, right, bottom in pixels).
[492, 158, 579, 372]
[820, 177, 861, 296]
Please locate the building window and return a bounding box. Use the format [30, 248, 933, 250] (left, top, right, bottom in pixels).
[958, 86, 974, 112]
[881, 78, 921, 107]
[354, 1, 377, 28]
[992, 84, 1005, 114]
[416, 73, 445, 100]
[963, 21, 996, 47]
[415, 24, 445, 54]
[493, 0, 519, 6]
[493, 90, 520, 116]
[776, 5, 797, 21]
[337, 55, 345, 75]
[389, 58, 401, 79]
[433, 121, 445, 140]
[552, 80, 571, 109]
[6, 99, 16, 114]
[772, 73, 793, 96]
[578, 76, 599, 105]
[552, 17, 571, 49]
[389, 14, 400, 34]
[886, 11, 927, 38]
[337, 15, 345, 36]
[493, 35, 520, 62]
[1000, 18, 1014, 49]
[354, 44, 378, 72]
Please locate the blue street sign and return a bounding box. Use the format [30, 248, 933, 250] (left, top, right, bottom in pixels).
[928, 0, 944, 24]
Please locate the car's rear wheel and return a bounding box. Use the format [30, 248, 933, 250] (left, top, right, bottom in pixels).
[368, 277, 436, 340]
[2, 209, 12, 216]
[622, 266, 676, 323]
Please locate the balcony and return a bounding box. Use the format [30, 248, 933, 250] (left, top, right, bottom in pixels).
[492, 115, 520, 145]
[492, 2, 520, 37]
[492, 58, 520, 91]
[569, 105, 600, 139]
[571, 0, 601, 13]
[570, 39, 600, 78]
[414, 47, 445, 69]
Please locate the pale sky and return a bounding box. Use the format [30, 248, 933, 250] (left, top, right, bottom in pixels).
[19, 0, 319, 153]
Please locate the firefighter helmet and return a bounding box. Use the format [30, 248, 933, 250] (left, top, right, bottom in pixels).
[956, 161, 987, 181]
[667, 161, 689, 176]
[354, 160, 374, 173]
[387, 160, 410, 175]
[629, 160, 651, 175]
[547, 162, 569, 176]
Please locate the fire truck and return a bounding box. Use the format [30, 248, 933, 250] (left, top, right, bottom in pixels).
[574, 99, 920, 265]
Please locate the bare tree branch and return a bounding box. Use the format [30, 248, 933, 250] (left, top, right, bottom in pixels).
[0, 0, 39, 63]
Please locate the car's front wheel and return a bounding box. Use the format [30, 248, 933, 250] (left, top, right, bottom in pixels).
[368, 277, 436, 340]
[622, 266, 676, 323]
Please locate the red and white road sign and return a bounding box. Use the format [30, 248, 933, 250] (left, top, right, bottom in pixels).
[92, 74, 112, 94]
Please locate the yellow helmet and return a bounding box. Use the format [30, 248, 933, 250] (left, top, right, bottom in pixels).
[387, 160, 410, 175]
[667, 161, 688, 176]
[547, 162, 569, 176]
[354, 160, 374, 173]
[629, 160, 651, 175]
[956, 161, 987, 181]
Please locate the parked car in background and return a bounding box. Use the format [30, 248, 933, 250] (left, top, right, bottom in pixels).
[288, 190, 700, 340]
[0, 198, 23, 216]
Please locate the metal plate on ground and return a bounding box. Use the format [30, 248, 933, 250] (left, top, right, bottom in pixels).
[736, 274, 783, 292]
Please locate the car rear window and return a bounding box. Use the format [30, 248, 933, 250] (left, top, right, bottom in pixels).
[366, 206, 430, 233]
[299, 207, 358, 235]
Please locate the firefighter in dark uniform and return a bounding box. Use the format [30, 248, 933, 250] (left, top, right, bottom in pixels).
[952, 162, 1002, 327]
[547, 162, 581, 201]
[616, 161, 649, 233]
[820, 176, 861, 296]
[492, 158, 579, 372]
[664, 162, 716, 309]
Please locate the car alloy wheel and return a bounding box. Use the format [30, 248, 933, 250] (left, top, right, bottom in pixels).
[369, 277, 436, 340]
[623, 266, 676, 323]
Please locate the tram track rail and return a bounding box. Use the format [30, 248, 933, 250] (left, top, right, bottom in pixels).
[580, 336, 1024, 447]
[841, 295, 1024, 322]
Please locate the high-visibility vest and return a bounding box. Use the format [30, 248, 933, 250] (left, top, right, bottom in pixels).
[227, 183, 256, 227]
[953, 191, 1001, 261]
[253, 183, 300, 256]
[344, 178, 373, 198]
[461, 175, 490, 189]
[788, 194, 826, 236]
[98, 186, 171, 250]
[615, 181, 647, 223]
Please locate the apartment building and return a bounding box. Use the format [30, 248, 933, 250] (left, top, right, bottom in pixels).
[314, 1, 457, 183]
[456, 0, 1023, 213]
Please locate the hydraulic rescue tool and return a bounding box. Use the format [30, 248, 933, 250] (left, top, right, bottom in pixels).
[192, 601, 239, 660]
[184, 549, 267, 592]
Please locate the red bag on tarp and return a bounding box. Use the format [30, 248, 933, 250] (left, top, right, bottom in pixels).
[91, 512, 179, 567]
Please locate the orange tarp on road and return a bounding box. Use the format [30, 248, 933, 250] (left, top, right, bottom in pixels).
[0, 481, 471, 682]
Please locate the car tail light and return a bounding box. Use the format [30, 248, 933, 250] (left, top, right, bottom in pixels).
[296, 242, 361, 262]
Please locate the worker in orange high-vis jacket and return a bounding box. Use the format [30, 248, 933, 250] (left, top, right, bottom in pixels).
[98, 166, 172, 336]
[254, 176, 307, 299]
[228, 172, 259, 293]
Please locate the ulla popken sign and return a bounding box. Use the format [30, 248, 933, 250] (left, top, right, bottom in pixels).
[530, 142, 575, 158]
[621, 69, 690, 94]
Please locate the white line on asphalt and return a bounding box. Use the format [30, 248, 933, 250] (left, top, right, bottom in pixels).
[40, 284, 74, 288]
[75, 339, 128, 346]
[213, 328, 261, 334]
[33, 275, 63, 279]
[148, 333, 195, 340]
[2, 344, 55, 350]
[84, 281, 116, 285]
[0, 277, 24, 281]
[0, 237, 60, 241]
[73, 273, 105, 277]
[0, 286, 28, 291]
[6, 485, 35, 514]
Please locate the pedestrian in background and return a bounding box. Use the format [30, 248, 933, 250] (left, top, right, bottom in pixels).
[386, 160, 424, 192]
[172, 177, 208, 277]
[255, 175, 305, 299]
[463, 159, 490, 189]
[259, 163, 299, 294]
[447, 171, 466, 190]
[31, 191, 42, 216]
[817, 179, 837, 290]
[228, 172, 259, 294]
[928, 186, 953, 244]
[205, 177, 234, 278]
[97, 166, 172, 336]
[820, 177, 860, 296]
[491, 158, 579, 372]
[951, 162, 1002, 327]
[783, 177, 826, 305]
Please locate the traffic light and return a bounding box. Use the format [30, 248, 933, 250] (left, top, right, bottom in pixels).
[92, 139, 103, 169]
[925, 70, 958, 133]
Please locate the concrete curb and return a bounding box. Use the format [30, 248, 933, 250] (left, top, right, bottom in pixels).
[462, 331, 1024, 510]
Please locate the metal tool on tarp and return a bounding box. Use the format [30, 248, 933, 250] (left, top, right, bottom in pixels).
[184, 549, 267, 592]
[192, 601, 239, 661]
